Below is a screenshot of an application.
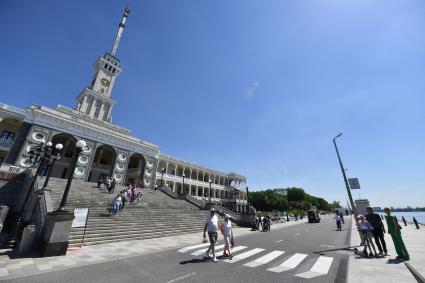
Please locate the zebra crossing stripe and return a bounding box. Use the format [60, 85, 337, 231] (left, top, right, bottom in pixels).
[225, 246, 248, 255]
[223, 248, 265, 263]
[191, 244, 225, 256]
[178, 243, 211, 253]
[243, 250, 285, 268]
[267, 253, 308, 273]
[294, 256, 333, 279]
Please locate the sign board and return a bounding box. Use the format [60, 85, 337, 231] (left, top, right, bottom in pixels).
[348, 178, 361, 190]
[72, 208, 89, 228]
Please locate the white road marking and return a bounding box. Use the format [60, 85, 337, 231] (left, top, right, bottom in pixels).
[178, 243, 210, 253]
[229, 246, 248, 254]
[295, 256, 333, 279]
[304, 229, 310, 232]
[320, 244, 335, 248]
[191, 244, 225, 256]
[276, 240, 283, 243]
[244, 250, 285, 267]
[167, 272, 196, 283]
[267, 253, 308, 273]
[223, 248, 265, 263]
[294, 232, 300, 236]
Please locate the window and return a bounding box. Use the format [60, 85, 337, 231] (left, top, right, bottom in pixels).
[0, 131, 15, 147]
[0, 156, 3, 164]
[104, 63, 108, 69]
[112, 68, 116, 74]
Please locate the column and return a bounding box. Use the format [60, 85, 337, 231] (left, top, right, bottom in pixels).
[195, 186, 198, 197]
[98, 102, 105, 119]
[90, 99, 99, 118]
[166, 162, 169, 174]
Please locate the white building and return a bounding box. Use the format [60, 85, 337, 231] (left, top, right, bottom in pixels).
[0, 7, 248, 213]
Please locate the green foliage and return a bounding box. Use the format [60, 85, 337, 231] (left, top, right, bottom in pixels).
[248, 187, 336, 213]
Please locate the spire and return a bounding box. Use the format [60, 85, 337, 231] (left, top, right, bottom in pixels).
[111, 6, 130, 56]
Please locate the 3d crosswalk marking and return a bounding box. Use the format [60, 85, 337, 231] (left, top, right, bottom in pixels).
[243, 250, 285, 268]
[267, 253, 308, 273]
[178, 243, 211, 253]
[223, 248, 265, 263]
[191, 244, 225, 256]
[294, 256, 333, 279]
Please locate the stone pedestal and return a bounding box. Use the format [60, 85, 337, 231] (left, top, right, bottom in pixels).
[39, 211, 74, 257]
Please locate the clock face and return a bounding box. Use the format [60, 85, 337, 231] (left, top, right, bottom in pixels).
[100, 78, 110, 87]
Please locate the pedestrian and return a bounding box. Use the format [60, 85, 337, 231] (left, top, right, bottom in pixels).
[97, 176, 103, 188]
[110, 178, 116, 195]
[366, 207, 387, 256]
[111, 194, 122, 216]
[336, 214, 342, 231]
[357, 215, 378, 257]
[154, 184, 158, 192]
[203, 208, 220, 263]
[106, 177, 112, 194]
[384, 207, 409, 260]
[221, 214, 233, 259]
[339, 212, 345, 224]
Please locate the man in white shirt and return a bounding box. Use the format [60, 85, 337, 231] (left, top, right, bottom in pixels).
[203, 208, 220, 262]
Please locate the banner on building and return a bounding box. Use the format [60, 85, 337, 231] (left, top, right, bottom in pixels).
[348, 178, 361, 190]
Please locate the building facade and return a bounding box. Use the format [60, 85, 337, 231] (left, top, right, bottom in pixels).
[0, 7, 248, 213]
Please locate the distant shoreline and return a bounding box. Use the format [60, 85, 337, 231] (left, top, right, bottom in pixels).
[374, 210, 425, 213]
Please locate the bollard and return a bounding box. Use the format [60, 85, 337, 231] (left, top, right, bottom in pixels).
[402, 216, 407, 226]
[413, 217, 420, 229]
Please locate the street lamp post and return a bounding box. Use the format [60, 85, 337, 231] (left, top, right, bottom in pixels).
[182, 173, 185, 196]
[246, 186, 250, 214]
[41, 143, 63, 191]
[160, 168, 165, 188]
[57, 140, 86, 211]
[208, 179, 212, 203]
[12, 140, 63, 246]
[333, 133, 357, 216]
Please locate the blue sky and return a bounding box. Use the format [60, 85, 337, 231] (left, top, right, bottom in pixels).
[1, 0, 424, 207]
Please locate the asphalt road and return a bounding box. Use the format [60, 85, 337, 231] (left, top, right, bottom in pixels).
[5, 216, 352, 283]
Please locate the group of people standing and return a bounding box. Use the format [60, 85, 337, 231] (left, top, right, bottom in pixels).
[110, 183, 143, 216]
[97, 176, 116, 194]
[355, 207, 409, 261]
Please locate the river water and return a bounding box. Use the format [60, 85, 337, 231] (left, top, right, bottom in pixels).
[378, 211, 425, 224]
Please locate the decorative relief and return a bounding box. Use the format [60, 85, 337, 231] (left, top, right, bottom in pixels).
[74, 167, 85, 176]
[116, 163, 124, 171]
[19, 157, 31, 167]
[118, 153, 127, 162]
[31, 132, 47, 142]
[78, 155, 89, 165]
[114, 173, 123, 181]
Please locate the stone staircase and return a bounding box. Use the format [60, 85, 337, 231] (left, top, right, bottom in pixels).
[39, 178, 210, 247]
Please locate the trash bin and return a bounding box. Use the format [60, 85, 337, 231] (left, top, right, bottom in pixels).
[18, 225, 38, 253]
[0, 205, 10, 233]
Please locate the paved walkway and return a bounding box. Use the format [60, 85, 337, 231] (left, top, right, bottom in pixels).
[347, 217, 425, 283]
[0, 219, 306, 280]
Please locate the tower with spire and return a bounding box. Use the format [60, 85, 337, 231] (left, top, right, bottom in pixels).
[76, 6, 130, 122]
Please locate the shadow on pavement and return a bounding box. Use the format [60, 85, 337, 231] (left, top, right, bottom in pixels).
[179, 258, 207, 265]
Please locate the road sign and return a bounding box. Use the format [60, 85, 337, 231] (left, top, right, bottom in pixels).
[348, 178, 361, 190]
[72, 208, 89, 228]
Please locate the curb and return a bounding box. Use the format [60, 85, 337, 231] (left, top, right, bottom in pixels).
[405, 262, 425, 283]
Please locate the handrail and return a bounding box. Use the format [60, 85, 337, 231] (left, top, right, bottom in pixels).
[211, 204, 240, 221]
[184, 194, 206, 209]
[159, 186, 177, 199]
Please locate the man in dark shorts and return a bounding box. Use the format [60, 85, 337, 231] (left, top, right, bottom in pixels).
[203, 208, 220, 263]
